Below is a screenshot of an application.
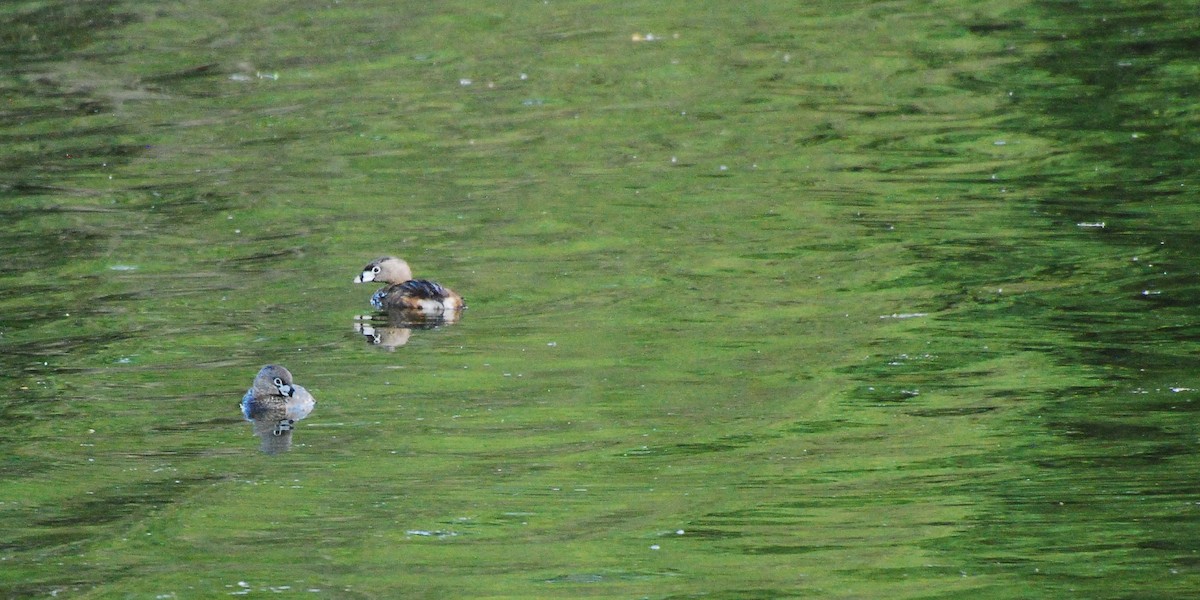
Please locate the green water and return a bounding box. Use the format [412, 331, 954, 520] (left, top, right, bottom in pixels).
[3, 0, 1200, 597]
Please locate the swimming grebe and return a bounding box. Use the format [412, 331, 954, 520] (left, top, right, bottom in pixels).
[241, 364, 316, 437]
[353, 256, 465, 313]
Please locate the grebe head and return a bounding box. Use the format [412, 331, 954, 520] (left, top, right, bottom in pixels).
[354, 256, 414, 284]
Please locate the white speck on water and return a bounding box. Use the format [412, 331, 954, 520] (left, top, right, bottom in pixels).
[1076, 222, 1105, 228]
[109, 265, 137, 271]
[650, 544, 661, 550]
[406, 529, 459, 539]
[459, 78, 472, 86]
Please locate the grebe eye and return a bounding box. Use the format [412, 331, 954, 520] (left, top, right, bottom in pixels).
[372, 266, 381, 273]
[273, 377, 284, 386]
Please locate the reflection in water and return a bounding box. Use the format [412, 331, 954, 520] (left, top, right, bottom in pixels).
[353, 309, 460, 351]
[240, 365, 316, 454]
[354, 322, 411, 351]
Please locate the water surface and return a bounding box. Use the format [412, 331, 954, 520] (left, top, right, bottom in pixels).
[3, 1, 1200, 598]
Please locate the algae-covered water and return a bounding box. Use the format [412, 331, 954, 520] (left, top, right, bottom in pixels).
[4, 1, 1200, 598]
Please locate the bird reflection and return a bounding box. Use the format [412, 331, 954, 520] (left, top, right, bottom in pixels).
[353, 309, 460, 351]
[241, 365, 316, 454]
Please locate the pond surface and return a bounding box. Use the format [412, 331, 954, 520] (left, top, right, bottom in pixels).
[3, 1, 1200, 597]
